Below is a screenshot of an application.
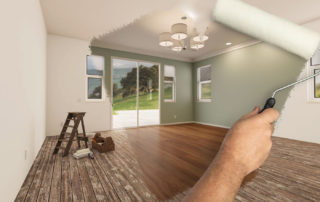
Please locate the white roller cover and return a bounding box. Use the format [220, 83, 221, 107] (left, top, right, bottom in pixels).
[213, 0, 320, 60]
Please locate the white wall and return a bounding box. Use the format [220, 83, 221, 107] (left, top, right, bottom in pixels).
[273, 20, 320, 144]
[0, 0, 47, 201]
[274, 63, 320, 144]
[47, 34, 110, 136]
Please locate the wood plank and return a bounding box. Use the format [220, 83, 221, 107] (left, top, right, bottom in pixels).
[69, 142, 85, 202]
[109, 137, 159, 201]
[106, 149, 154, 201]
[76, 155, 97, 201]
[82, 157, 108, 201]
[25, 138, 54, 202]
[15, 138, 49, 201]
[94, 152, 131, 202]
[113, 149, 157, 201]
[90, 156, 120, 201]
[103, 151, 144, 201]
[49, 141, 62, 202]
[61, 145, 72, 202]
[37, 137, 58, 201]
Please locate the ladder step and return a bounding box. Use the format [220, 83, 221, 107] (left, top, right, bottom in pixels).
[59, 138, 87, 142]
[59, 139, 77, 142]
[59, 134, 86, 141]
[60, 132, 72, 138]
[77, 137, 88, 141]
[55, 146, 65, 150]
[54, 112, 87, 157]
[59, 137, 72, 141]
[62, 125, 75, 129]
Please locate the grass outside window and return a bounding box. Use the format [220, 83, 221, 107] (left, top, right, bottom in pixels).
[201, 83, 211, 100]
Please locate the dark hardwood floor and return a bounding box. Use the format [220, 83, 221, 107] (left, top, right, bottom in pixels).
[15, 123, 320, 201]
[126, 123, 227, 200]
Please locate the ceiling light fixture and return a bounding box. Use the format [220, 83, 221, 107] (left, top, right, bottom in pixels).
[171, 40, 183, 52]
[226, 42, 232, 46]
[193, 28, 209, 42]
[190, 39, 204, 50]
[159, 18, 209, 52]
[159, 32, 173, 47]
[193, 34, 209, 42]
[171, 23, 188, 40]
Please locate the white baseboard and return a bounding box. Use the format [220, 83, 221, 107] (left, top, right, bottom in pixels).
[163, 121, 231, 129]
[160, 121, 194, 126]
[193, 121, 231, 129]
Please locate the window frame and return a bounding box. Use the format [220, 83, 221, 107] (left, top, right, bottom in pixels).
[197, 65, 212, 102]
[164, 80, 175, 103]
[307, 60, 320, 103]
[85, 55, 105, 102]
[164, 65, 176, 103]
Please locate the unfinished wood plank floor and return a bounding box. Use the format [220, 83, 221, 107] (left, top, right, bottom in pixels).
[15, 123, 320, 201]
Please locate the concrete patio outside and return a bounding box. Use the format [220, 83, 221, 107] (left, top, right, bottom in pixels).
[113, 109, 160, 128]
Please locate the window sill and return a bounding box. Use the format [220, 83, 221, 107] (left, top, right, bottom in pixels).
[198, 99, 212, 103]
[164, 100, 175, 103]
[85, 99, 105, 103]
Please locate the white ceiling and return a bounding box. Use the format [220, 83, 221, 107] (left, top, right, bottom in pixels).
[40, 0, 182, 40]
[41, 0, 320, 62]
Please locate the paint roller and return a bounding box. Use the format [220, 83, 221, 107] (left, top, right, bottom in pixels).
[213, 0, 320, 112]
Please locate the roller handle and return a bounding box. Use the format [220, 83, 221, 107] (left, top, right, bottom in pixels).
[259, 98, 276, 113]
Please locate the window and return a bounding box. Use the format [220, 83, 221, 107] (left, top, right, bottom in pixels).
[86, 55, 105, 101]
[311, 48, 320, 66]
[197, 65, 212, 102]
[307, 58, 320, 102]
[88, 78, 102, 99]
[164, 65, 175, 102]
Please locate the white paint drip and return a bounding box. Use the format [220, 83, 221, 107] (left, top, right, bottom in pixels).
[125, 185, 133, 191]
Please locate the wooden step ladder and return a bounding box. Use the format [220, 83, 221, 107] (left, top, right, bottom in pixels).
[53, 112, 88, 157]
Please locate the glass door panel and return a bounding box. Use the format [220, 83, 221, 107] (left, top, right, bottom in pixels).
[138, 62, 160, 126]
[112, 59, 138, 128]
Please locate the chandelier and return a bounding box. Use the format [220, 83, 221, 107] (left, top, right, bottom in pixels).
[159, 22, 209, 52]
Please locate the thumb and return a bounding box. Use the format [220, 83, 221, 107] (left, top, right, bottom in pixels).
[258, 108, 280, 124]
[241, 106, 260, 119]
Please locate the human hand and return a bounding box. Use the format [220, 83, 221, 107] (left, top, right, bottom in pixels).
[182, 107, 279, 202]
[217, 107, 279, 176]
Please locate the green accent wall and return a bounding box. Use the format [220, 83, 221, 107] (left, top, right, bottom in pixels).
[192, 43, 306, 127]
[90, 47, 194, 124]
[90, 43, 306, 128]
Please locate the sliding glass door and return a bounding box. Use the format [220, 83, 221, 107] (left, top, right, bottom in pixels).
[112, 58, 159, 129]
[138, 62, 159, 126]
[112, 59, 138, 128]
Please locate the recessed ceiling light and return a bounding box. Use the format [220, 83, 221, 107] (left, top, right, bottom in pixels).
[185, 11, 196, 20]
[226, 42, 232, 46]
